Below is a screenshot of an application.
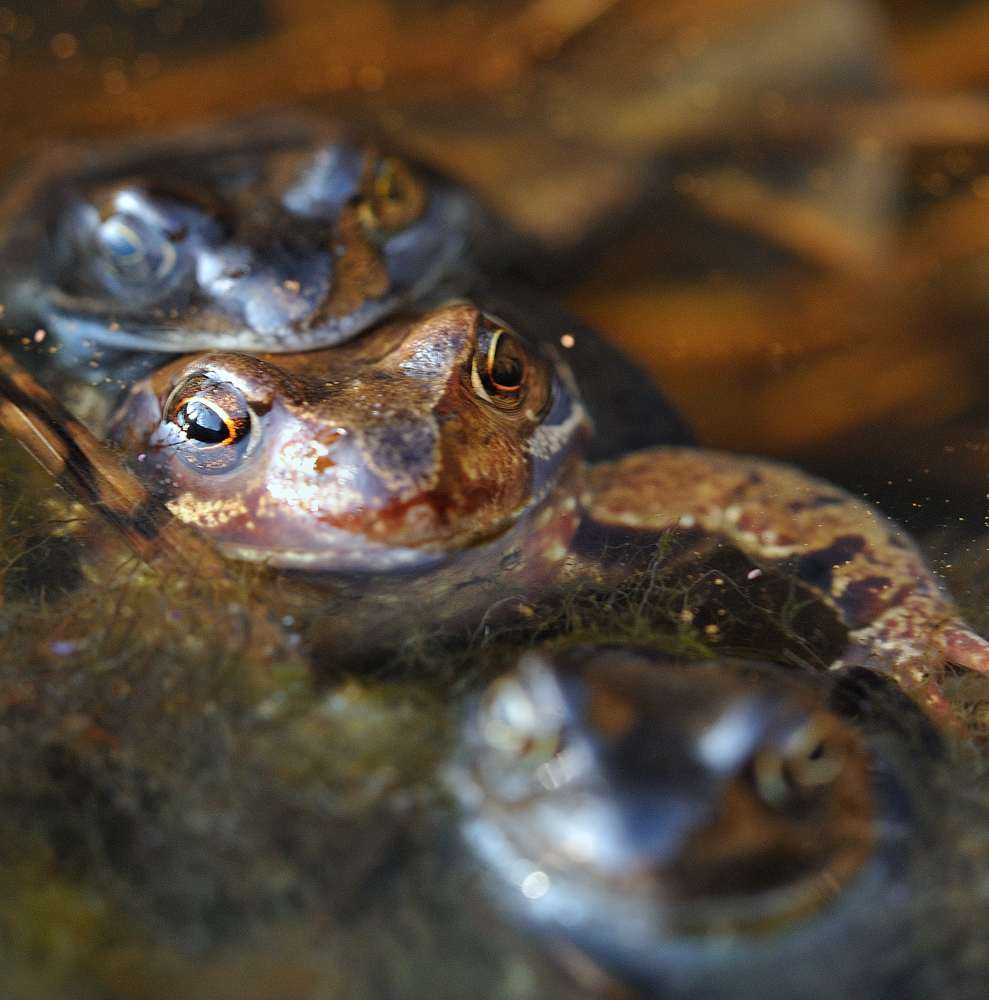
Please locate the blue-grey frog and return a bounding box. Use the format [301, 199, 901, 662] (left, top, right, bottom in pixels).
[449, 647, 989, 999]
[0, 114, 471, 384]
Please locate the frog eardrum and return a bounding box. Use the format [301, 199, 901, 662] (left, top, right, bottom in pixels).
[0, 117, 472, 359]
[108, 303, 588, 571]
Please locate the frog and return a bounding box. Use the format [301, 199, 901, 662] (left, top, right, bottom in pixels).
[448, 646, 989, 1000]
[104, 297, 989, 718]
[0, 113, 473, 387]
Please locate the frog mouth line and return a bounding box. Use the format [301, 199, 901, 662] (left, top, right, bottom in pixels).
[213, 532, 450, 573]
[201, 492, 539, 574]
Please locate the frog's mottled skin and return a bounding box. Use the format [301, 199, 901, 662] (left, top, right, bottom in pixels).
[580, 449, 989, 722]
[450, 648, 980, 999]
[0, 115, 471, 373]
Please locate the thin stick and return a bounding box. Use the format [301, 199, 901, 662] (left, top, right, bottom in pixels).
[0, 346, 230, 578]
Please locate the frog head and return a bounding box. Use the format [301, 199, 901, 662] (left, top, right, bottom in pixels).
[108, 303, 589, 571]
[0, 120, 470, 357]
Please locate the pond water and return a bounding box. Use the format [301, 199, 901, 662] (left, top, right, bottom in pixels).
[2, 1, 989, 997]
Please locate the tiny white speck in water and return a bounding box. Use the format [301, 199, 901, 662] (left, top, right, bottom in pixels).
[33, 329, 45, 342]
[678, 514, 696, 528]
[562, 829, 596, 863]
[137, 453, 146, 461]
[747, 568, 762, 580]
[560, 334, 575, 348]
[521, 871, 550, 899]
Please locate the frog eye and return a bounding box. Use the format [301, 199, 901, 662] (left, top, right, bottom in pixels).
[472, 316, 527, 405]
[752, 712, 846, 809]
[480, 677, 561, 763]
[164, 375, 252, 474]
[477, 656, 570, 772]
[96, 212, 177, 286]
[358, 155, 427, 235]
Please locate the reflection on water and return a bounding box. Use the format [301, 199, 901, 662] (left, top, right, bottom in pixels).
[4, 0, 989, 997]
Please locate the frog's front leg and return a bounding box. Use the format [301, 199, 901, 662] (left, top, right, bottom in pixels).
[585, 446, 989, 723]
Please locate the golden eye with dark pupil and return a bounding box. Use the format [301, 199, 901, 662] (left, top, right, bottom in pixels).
[485, 329, 525, 392]
[164, 376, 253, 475]
[176, 397, 240, 445]
[167, 377, 251, 450]
[360, 155, 427, 234]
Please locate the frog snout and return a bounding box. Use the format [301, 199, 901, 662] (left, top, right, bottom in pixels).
[275, 425, 350, 479]
[267, 409, 440, 517]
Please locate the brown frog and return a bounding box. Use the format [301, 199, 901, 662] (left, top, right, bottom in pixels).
[109, 302, 583, 572]
[105, 301, 588, 666]
[105, 300, 989, 721]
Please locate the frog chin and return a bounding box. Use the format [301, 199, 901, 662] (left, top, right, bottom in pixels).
[207, 500, 536, 574]
[212, 528, 451, 573]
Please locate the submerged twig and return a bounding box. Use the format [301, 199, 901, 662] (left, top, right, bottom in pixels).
[0, 345, 230, 579]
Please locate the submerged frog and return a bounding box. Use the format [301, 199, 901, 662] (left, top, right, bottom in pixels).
[0, 114, 472, 384]
[107, 298, 989, 715]
[449, 647, 987, 999]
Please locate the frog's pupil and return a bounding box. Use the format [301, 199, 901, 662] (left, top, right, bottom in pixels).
[487, 331, 524, 391]
[178, 399, 230, 444]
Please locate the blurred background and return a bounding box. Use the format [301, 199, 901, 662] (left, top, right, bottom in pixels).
[3, 0, 989, 618]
